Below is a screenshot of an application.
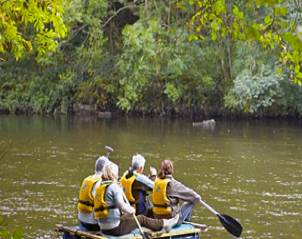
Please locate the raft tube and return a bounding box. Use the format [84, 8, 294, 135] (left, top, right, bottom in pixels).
[55, 223, 201, 239]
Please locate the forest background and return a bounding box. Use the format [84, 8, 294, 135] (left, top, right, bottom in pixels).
[1, 0, 302, 118]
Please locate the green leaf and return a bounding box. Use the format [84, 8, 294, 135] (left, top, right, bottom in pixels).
[275, 6, 288, 16]
[264, 15, 272, 25]
[211, 31, 217, 41]
[188, 34, 199, 42]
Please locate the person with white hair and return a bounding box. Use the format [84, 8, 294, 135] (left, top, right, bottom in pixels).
[93, 162, 179, 236]
[77, 155, 109, 231]
[120, 154, 157, 215]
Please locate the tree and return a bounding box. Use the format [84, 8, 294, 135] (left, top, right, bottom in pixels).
[0, 0, 66, 60]
[186, 0, 302, 84]
[116, 1, 218, 113]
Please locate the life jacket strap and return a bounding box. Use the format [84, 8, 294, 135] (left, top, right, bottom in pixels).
[78, 200, 94, 207]
[129, 199, 138, 205]
[94, 205, 116, 212]
[153, 203, 170, 208]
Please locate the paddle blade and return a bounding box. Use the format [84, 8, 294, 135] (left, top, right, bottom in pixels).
[218, 214, 242, 237]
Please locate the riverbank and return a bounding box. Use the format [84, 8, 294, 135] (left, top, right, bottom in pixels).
[1, 103, 302, 119]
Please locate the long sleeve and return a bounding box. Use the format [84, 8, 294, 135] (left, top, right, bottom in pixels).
[112, 184, 135, 214]
[135, 172, 155, 189]
[91, 180, 100, 198]
[167, 179, 201, 204]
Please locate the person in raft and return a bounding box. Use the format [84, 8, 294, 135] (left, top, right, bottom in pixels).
[93, 162, 179, 236]
[77, 156, 110, 231]
[120, 154, 157, 215]
[152, 160, 201, 224]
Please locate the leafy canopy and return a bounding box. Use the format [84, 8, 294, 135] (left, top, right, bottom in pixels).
[186, 0, 302, 84]
[0, 0, 66, 60]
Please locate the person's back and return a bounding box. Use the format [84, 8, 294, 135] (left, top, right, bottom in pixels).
[77, 156, 109, 230]
[93, 179, 121, 230]
[152, 160, 201, 223]
[120, 154, 156, 215]
[78, 174, 102, 213]
[152, 177, 173, 218]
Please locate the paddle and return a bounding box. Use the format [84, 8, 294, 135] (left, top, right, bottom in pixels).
[122, 192, 147, 239]
[104, 145, 113, 157]
[199, 199, 242, 237]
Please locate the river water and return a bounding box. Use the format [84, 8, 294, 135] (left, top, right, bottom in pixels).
[0, 115, 301, 239]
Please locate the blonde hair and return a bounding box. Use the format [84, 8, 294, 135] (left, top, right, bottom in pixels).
[102, 162, 119, 181]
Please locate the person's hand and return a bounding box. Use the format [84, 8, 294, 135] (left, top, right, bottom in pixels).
[129, 206, 136, 214]
[149, 166, 157, 176]
[196, 194, 202, 203]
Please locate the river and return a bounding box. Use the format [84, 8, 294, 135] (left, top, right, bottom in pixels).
[0, 115, 301, 239]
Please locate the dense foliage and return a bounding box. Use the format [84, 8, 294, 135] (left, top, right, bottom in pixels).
[188, 0, 302, 83]
[0, 0, 302, 117]
[0, 0, 66, 60]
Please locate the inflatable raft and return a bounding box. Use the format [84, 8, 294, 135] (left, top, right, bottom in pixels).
[55, 223, 201, 239]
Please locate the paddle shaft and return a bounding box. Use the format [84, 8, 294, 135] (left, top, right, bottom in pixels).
[121, 192, 146, 239]
[132, 212, 145, 237]
[104, 147, 146, 238]
[199, 199, 219, 216]
[199, 199, 243, 237]
[56, 224, 104, 239]
[103, 146, 145, 238]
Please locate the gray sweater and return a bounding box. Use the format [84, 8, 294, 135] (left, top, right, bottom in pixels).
[165, 175, 201, 216]
[92, 181, 134, 230]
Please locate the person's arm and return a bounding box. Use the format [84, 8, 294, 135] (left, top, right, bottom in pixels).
[135, 173, 155, 189]
[168, 179, 201, 204]
[91, 180, 100, 198]
[113, 184, 135, 214]
[148, 167, 157, 181]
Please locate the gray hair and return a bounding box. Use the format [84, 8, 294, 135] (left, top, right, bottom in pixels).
[102, 162, 119, 181]
[132, 154, 145, 170]
[95, 156, 109, 173]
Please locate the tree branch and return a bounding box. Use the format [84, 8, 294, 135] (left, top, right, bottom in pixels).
[102, 4, 138, 28]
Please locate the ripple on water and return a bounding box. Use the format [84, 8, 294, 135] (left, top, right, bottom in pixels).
[277, 180, 302, 186]
[1, 196, 75, 216]
[13, 180, 66, 187]
[15, 153, 33, 157]
[229, 206, 248, 211]
[230, 188, 251, 195]
[259, 192, 302, 199]
[267, 210, 301, 217]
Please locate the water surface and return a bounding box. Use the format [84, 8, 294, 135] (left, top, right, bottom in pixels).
[0, 116, 301, 239]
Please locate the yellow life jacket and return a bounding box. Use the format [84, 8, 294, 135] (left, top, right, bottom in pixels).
[94, 181, 116, 219]
[120, 171, 136, 205]
[78, 175, 102, 213]
[152, 178, 172, 216]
